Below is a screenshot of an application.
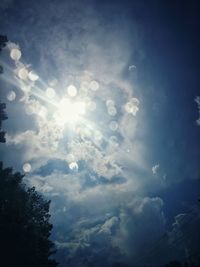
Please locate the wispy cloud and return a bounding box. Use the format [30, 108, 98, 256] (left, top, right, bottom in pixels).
[152, 163, 160, 175]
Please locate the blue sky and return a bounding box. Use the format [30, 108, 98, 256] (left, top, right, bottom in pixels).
[0, 1, 200, 266]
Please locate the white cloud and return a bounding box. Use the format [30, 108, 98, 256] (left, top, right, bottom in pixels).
[168, 208, 200, 264]
[128, 65, 136, 71]
[51, 193, 167, 266]
[152, 164, 160, 175]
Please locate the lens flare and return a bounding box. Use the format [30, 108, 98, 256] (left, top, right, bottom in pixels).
[109, 121, 118, 131]
[18, 67, 29, 80]
[89, 80, 99, 91]
[7, 91, 16, 101]
[23, 163, 32, 173]
[54, 98, 86, 124]
[46, 87, 56, 99]
[69, 162, 79, 171]
[67, 85, 77, 97]
[10, 48, 21, 61]
[28, 71, 39, 81]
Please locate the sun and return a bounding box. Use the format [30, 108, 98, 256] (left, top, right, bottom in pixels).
[54, 98, 86, 125]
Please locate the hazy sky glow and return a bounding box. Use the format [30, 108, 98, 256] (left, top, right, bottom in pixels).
[0, 1, 200, 266]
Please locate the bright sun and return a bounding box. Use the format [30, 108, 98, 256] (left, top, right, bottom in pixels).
[54, 98, 86, 125]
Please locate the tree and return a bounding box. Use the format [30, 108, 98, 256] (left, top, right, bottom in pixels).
[0, 35, 58, 267]
[164, 261, 183, 267]
[0, 35, 8, 142]
[0, 163, 58, 267]
[0, 35, 7, 74]
[0, 35, 7, 51]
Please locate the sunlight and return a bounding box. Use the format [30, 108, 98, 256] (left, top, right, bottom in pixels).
[23, 163, 32, 173]
[18, 67, 29, 80]
[46, 87, 56, 99]
[54, 98, 86, 125]
[7, 90, 16, 101]
[69, 161, 79, 171]
[10, 48, 21, 61]
[28, 70, 39, 81]
[67, 84, 77, 97]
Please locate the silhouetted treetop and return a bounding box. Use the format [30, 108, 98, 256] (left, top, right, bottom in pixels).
[0, 35, 8, 142]
[0, 163, 58, 267]
[0, 35, 7, 74]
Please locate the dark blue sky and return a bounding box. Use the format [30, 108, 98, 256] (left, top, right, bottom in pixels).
[0, 1, 200, 266]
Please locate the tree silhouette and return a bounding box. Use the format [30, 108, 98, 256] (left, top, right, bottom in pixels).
[164, 260, 183, 267]
[0, 163, 58, 267]
[0, 35, 7, 51]
[0, 35, 7, 74]
[0, 35, 58, 267]
[0, 35, 8, 143]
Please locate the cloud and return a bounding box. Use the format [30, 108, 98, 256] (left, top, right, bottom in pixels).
[168, 207, 200, 264]
[35, 159, 70, 176]
[24, 166, 169, 266]
[46, 187, 167, 267]
[128, 65, 136, 71]
[114, 197, 166, 258]
[0, 0, 147, 185]
[152, 163, 160, 175]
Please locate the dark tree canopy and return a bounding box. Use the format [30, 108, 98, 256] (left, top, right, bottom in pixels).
[0, 102, 7, 143]
[0, 35, 8, 142]
[0, 35, 7, 74]
[0, 36, 57, 266]
[0, 35, 7, 51]
[0, 163, 58, 267]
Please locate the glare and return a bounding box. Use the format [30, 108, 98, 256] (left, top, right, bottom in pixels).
[48, 78, 58, 86]
[125, 98, 139, 115]
[106, 99, 115, 107]
[94, 130, 103, 145]
[69, 162, 79, 171]
[79, 88, 89, 97]
[55, 98, 86, 124]
[94, 130, 102, 140]
[89, 80, 99, 91]
[125, 102, 139, 115]
[81, 80, 89, 87]
[107, 106, 117, 116]
[38, 106, 47, 118]
[23, 163, 31, 173]
[10, 48, 21, 61]
[18, 67, 28, 80]
[28, 71, 39, 81]
[20, 84, 31, 93]
[109, 121, 118, 131]
[46, 87, 56, 99]
[76, 126, 92, 139]
[67, 85, 77, 97]
[87, 101, 96, 111]
[7, 91, 16, 101]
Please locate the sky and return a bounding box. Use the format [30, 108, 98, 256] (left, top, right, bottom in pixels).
[0, 0, 200, 266]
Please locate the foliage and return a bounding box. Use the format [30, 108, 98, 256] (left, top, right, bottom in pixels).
[0, 35, 7, 73]
[0, 35, 8, 143]
[0, 162, 58, 267]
